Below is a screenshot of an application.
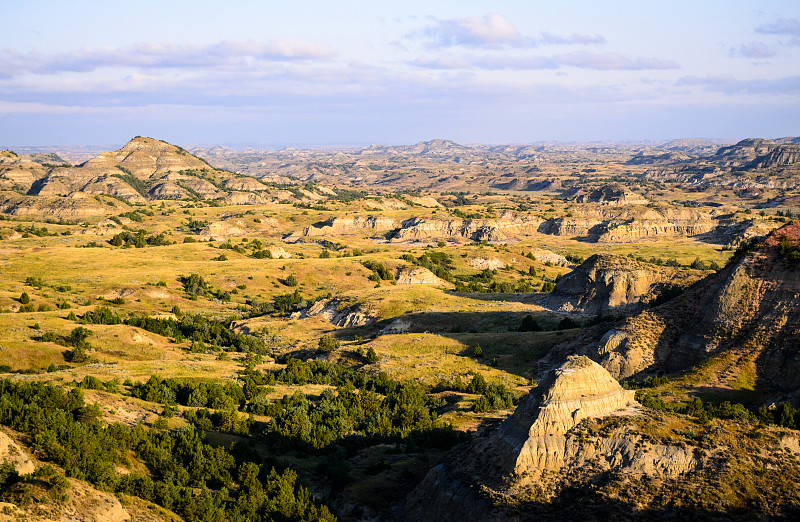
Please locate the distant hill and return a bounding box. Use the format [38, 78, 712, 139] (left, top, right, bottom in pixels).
[0, 136, 335, 218]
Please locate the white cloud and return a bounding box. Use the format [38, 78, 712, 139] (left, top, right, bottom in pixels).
[555, 51, 679, 71]
[409, 50, 677, 71]
[426, 13, 522, 47]
[0, 39, 335, 76]
[756, 18, 800, 36]
[728, 42, 776, 59]
[415, 14, 604, 49]
[537, 33, 606, 46]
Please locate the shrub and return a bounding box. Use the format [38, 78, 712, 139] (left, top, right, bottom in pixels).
[557, 317, 580, 330]
[285, 274, 299, 287]
[366, 347, 379, 363]
[518, 314, 541, 332]
[40, 331, 58, 343]
[19, 292, 30, 304]
[318, 335, 340, 353]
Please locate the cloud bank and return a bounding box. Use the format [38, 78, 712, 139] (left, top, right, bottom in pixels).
[0, 39, 335, 76]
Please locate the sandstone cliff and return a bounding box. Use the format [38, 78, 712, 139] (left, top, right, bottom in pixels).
[303, 298, 377, 327]
[401, 357, 705, 521]
[302, 215, 399, 238]
[585, 223, 800, 386]
[538, 207, 715, 243]
[389, 212, 542, 243]
[542, 254, 698, 315]
[570, 184, 648, 206]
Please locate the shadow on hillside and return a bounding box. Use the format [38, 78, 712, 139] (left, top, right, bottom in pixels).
[441, 290, 547, 304]
[500, 480, 798, 521]
[323, 309, 613, 382]
[690, 385, 767, 407]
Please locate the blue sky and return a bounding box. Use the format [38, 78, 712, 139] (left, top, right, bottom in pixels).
[1, 0, 798, 146]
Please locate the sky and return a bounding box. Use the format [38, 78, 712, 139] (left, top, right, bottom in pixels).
[1, 0, 799, 147]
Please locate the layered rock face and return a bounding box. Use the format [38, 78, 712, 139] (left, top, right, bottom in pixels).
[302, 215, 399, 237]
[402, 357, 703, 521]
[570, 185, 648, 206]
[79, 136, 209, 178]
[6, 137, 286, 213]
[303, 298, 377, 327]
[542, 254, 696, 315]
[586, 223, 800, 384]
[643, 137, 800, 187]
[538, 207, 715, 243]
[387, 211, 542, 244]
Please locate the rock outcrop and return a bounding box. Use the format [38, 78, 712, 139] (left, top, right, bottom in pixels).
[538, 207, 715, 243]
[528, 248, 569, 266]
[467, 257, 506, 270]
[395, 266, 447, 285]
[584, 223, 800, 384]
[390, 212, 542, 243]
[302, 216, 399, 237]
[542, 254, 697, 315]
[401, 357, 702, 521]
[570, 184, 648, 206]
[303, 298, 377, 327]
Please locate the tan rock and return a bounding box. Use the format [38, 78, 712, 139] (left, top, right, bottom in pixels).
[542, 254, 697, 315]
[394, 266, 447, 285]
[467, 257, 506, 270]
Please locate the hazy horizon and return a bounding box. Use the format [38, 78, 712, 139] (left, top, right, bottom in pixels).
[4, 135, 749, 153]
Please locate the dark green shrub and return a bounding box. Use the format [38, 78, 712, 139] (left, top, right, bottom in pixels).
[318, 335, 340, 353]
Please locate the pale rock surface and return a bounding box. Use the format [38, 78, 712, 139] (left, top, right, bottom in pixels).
[303, 216, 399, 237]
[467, 257, 506, 270]
[542, 254, 695, 315]
[528, 248, 569, 267]
[394, 266, 448, 285]
[304, 298, 377, 327]
[401, 356, 700, 521]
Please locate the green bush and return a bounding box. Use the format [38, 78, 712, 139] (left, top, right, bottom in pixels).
[318, 335, 340, 353]
[518, 314, 541, 332]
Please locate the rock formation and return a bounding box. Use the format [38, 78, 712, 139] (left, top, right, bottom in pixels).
[528, 248, 570, 266]
[303, 298, 377, 327]
[585, 223, 800, 385]
[401, 356, 703, 521]
[467, 257, 506, 270]
[302, 216, 399, 237]
[395, 266, 448, 285]
[570, 184, 648, 206]
[542, 254, 698, 315]
[389, 212, 542, 243]
[538, 206, 716, 243]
